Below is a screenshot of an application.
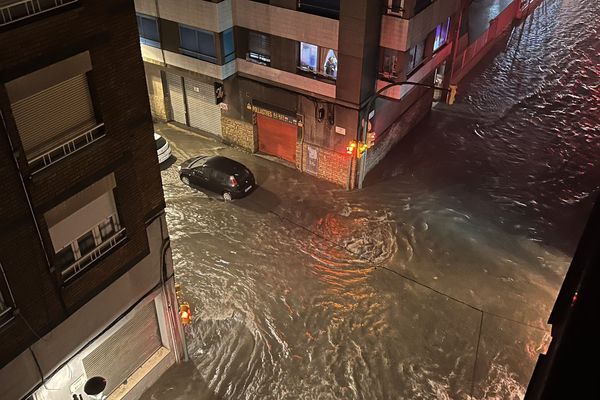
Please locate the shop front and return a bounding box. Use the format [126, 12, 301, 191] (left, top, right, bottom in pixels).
[30, 288, 177, 400]
[252, 103, 300, 164]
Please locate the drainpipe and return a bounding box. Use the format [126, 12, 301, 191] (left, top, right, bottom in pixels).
[0, 111, 64, 309]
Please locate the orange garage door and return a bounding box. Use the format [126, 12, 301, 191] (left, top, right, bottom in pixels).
[257, 114, 297, 163]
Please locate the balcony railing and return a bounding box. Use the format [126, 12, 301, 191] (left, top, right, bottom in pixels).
[62, 228, 126, 283]
[0, 0, 78, 27]
[29, 123, 105, 174]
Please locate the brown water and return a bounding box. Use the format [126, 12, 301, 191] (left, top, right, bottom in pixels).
[142, 1, 600, 399]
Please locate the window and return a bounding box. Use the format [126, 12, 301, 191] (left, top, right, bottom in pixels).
[300, 42, 318, 71]
[298, 0, 340, 19]
[434, 17, 451, 51]
[387, 0, 406, 15]
[381, 48, 400, 79]
[248, 31, 271, 65]
[136, 14, 160, 48]
[223, 28, 235, 63]
[45, 174, 126, 282]
[6, 52, 103, 172]
[179, 25, 216, 63]
[299, 42, 338, 79]
[407, 41, 425, 74]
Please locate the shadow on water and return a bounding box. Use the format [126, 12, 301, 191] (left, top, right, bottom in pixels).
[160, 155, 179, 171]
[233, 186, 281, 214]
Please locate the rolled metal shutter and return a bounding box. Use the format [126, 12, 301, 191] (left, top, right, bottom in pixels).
[10, 74, 96, 159]
[257, 114, 297, 163]
[166, 72, 186, 124]
[184, 78, 222, 136]
[82, 301, 162, 396]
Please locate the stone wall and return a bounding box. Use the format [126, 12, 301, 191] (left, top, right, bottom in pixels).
[221, 116, 255, 151]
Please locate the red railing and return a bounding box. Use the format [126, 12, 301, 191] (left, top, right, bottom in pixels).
[452, 0, 519, 82]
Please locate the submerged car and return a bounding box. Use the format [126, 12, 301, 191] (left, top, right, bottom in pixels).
[178, 156, 256, 201]
[155, 133, 172, 164]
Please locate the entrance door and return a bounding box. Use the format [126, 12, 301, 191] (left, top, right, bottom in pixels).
[166, 73, 186, 124]
[184, 78, 222, 136]
[256, 114, 297, 163]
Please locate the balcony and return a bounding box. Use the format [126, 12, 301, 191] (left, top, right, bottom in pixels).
[62, 228, 126, 283]
[376, 41, 452, 100]
[380, 0, 459, 52]
[29, 123, 105, 174]
[0, 0, 78, 27]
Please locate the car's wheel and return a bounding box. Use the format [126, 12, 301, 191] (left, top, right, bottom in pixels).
[181, 175, 190, 186]
[222, 191, 232, 201]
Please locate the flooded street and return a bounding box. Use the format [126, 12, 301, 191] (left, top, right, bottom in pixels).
[142, 1, 600, 399]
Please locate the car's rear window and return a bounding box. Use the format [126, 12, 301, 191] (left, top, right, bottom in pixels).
[155, 136, 167, 150]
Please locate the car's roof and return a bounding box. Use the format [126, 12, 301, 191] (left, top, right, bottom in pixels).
[204, 156, 245, 172]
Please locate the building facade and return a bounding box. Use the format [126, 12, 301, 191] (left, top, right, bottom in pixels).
[0, 1, 185, 399]
[136, 0, 461, 189]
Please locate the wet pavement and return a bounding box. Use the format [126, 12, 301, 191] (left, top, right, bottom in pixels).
[141, 0, 600, 399]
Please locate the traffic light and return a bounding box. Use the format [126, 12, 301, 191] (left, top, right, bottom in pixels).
[346, 140, 357, 155]
[448, 84, 458, 105]
[367, 132, 376, 148]
[179, 302, 192, 325]
[357, 142, 368, 158]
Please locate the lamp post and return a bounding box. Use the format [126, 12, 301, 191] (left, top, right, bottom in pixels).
[356, 81, 452, 189]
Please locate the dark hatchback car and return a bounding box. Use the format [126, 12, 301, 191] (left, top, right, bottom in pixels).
[178, 156, 256, 200]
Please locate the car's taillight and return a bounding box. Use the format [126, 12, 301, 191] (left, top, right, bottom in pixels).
[229, 176, 238, 187]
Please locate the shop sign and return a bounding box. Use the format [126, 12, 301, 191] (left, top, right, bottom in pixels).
[306, 145, 319, 175]
[251, 104, 299, 126]
[214, 82, 224, 104]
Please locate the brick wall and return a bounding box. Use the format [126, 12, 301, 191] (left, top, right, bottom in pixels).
[0, 0, 166, 368]
[221, 116, 255, 151]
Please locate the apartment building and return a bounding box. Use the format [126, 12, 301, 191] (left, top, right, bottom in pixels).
[0, 1, 185, 399]
[136, 0, 461, 188]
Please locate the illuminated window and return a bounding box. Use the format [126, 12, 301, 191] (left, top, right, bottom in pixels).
[300, 42, 318, 71]
[300, 43, 338, 80]
[434, 18, 451, 51]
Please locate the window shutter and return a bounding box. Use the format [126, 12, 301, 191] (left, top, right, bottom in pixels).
[11, 74, 97, 159]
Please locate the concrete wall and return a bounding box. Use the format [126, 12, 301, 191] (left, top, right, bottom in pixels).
[0, 216, 172, 400]
[233, 0, 339, 50]
[380, 0, 461, 51]
[135, 0, 233, 32]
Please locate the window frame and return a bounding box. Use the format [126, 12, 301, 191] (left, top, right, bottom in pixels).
[179, 24, 217, 63]
[433, 17, 451, 52]
[136, 13, 161, 48]
[55, 213, 124, 282]
[406, 40, 425, 75]
[222, 28, 236, 63]
[299, 42, 338, 80]
[248, 30, 271, 66]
